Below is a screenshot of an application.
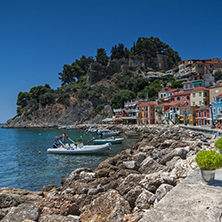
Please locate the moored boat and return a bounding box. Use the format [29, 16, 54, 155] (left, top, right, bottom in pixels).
[102, 130, 120, 137]
[47, 142, 112, 154]
[93, 137, 124, 145]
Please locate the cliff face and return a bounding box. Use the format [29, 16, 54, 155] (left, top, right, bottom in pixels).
[2, 101, 113, 128]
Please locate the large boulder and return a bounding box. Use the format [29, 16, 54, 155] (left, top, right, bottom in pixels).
[39, 214, 80, 222]
[160, 147, 189, 165]
[139, 172, 176, 193]
[0, 193, 19, 208]
[117, 174, 146, 196]
[1, 203, 40, 222]
[139, 157, 166, 174]
[80, 189, 131, 222]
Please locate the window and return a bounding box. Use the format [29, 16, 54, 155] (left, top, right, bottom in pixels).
[204, 119, 207, 125]
[177, 97, 180, 101]
[215, 89, 219, 93]
[199, 101, 202, 105]
[198, 111, 201, 117]
[218, 107, 221, 113]
[187, 109, 191, 116]
[171, 98, 174, 101]
[198, 120, 202, 126]
[204, 111, 207, 117]
[213, 108, 216, 113]
[199, 92, 202, 97]
[193, 93, 196, 97]
[193, 102, 195, 106]
[213, 97, 216, 101]
[187, 95, 190, 100]
[181, 110, 185, 116]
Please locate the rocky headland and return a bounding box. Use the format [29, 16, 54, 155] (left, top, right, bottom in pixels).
[0, 125, 218, 221]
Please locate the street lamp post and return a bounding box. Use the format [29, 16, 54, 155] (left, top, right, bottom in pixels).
[209, 103, 215, 128]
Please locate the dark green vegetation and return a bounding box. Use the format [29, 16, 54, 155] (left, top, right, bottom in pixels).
[16, 37, 182, 116]
[213, 71, 222, 81]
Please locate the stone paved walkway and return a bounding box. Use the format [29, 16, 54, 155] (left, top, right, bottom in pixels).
[139, 168, 222, 222]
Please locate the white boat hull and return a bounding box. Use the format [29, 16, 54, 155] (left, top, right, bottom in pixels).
[93, 138, 124, 145]
[47, 143, 111, 154]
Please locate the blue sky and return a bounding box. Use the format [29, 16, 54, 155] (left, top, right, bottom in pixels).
[0, 0, 222, 123]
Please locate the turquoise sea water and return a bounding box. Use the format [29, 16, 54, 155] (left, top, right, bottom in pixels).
[0, 125, 137, 191]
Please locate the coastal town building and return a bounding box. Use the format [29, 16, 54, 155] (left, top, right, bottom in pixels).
[179, 106, 198, 126]
[175, 58, 222, 79]
[137, 102, 156, 125]
[209, 83, 222, 103]
[167, 91, 191, 106]
[182, 73, 215, 91]
[158, 87, 170, 100]
[113, 101, 138, 124]
[195, 105, 210, 126]
[190, 87, 209, 106]
[154, 102, 171, 124]
[209, 94, 222, 125]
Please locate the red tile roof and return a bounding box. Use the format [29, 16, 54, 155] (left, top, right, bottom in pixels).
[138, 102, 157, 106]
[196, 106, 209, 111]
[216, 94, 222, 98]
[166, 88, 179, 93]
[169, 91, 191, 97]
[191, 87, 209, 92]
[209, 83, 222, 89]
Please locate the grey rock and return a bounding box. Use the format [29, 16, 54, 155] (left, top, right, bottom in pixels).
[123, 160, 139, 170]
[139, 157, 166, 174]
[0, 193, 19, 208]
[117, 174, 146, 196]
[40, 214, 80, 222]
[1, 203, 40, 222]
[154, 183, 174, 205]
[133, 152, 147, 165]
[160, 148, 189, 165]
[139, 172, 176, 193]
[165, 156, 181, 171]
[135, 190, 153, 209]
[124, 186, 143, 209]
[80, 189, 130, 222]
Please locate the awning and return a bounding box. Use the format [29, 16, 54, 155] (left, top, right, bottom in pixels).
[192, 81, 202, 85]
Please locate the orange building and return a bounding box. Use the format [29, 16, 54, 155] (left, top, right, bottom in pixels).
[137, 102, 156, 125]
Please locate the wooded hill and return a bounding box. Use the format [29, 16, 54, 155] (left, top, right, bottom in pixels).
[6, 37, 182, 127]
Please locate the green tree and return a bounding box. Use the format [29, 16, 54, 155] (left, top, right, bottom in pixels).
[39, 92, 55, 105]
[59, 64, 74, 86]
[29, 85, 50, 102]
[111, 90, 135, 109]
[214, 71, 222, 81]
[76, 55, 94, 74]
[139, 79, 161, 99]
[17, 92, 30, 108]
[111, 43, 129, 60]
[96, 48, 109, 66]
[131, 36, 181, 68]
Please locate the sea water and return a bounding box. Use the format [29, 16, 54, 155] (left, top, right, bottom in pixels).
[0, 125, 138, 191]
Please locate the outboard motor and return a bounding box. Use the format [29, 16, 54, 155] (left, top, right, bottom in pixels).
[53, 136, 60, 148]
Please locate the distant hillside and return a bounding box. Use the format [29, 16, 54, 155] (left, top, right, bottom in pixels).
[2, 37, 182, 128]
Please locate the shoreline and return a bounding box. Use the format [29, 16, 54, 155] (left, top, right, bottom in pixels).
[0, 124, 219, 221]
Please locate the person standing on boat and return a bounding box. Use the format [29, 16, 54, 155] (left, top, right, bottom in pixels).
[61, 132, 68, 146]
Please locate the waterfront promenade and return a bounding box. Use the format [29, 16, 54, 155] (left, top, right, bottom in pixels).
[139, 168, 222, 222]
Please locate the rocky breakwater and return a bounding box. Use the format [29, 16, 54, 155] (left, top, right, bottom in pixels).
[0, 125, 216, 222]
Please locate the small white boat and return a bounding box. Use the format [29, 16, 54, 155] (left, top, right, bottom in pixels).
[102, 130, 120, 137]
[93, 137, 124, 145]
[47, 142, 112, 154]
[97, 128, 110, 135]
